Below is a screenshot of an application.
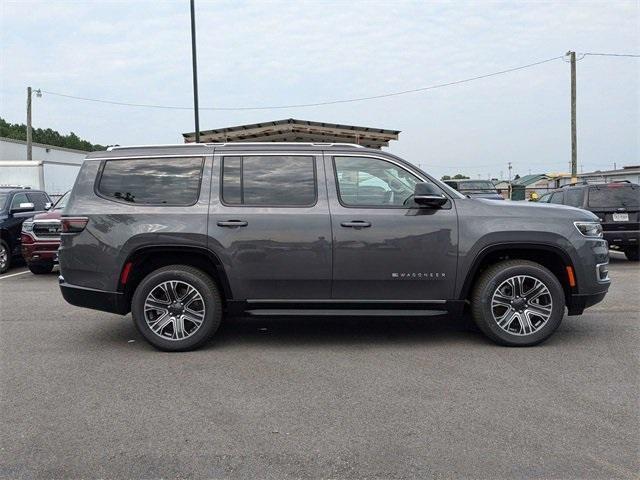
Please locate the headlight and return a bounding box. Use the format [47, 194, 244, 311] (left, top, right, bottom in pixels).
[574, 221, 603, 238]
[22, 221, 34, 233]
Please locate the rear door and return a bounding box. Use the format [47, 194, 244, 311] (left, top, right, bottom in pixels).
[208, 150, 332, 300]
[326, 153, 458, 300]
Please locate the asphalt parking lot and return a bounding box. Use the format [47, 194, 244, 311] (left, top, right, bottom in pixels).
[1, 253, 638, 480]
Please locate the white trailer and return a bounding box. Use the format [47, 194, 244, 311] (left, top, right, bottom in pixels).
[0, 137, 88, 196]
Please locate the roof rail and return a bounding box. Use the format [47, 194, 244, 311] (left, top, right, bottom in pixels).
[106, 144, 206, 151]
[107, 142, 366, 151]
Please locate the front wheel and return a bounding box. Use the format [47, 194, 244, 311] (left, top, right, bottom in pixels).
[0, 240, 10, 274]
[471, 260, 566, 347]
[131, 265, 222, 351]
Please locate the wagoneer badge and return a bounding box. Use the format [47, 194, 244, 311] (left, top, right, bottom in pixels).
[392, 272, 446, 279]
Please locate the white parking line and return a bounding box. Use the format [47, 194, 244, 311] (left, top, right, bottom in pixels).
[0, 269, 30, 280]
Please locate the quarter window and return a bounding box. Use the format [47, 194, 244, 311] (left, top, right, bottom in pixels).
[334, 156, 422, 207]
[221, 156, 316, 206]
[97, 157, 204, 205]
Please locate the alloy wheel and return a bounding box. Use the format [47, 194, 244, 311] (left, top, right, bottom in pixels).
[143, 280, 206, 341]
[491, 275, 553, 336]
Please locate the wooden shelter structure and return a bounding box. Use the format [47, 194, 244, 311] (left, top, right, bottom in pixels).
[183, 118, 399, 149]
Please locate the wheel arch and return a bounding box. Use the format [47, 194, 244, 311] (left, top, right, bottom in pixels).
[118, 245, 233, 305]
[459, 242, 577, 305]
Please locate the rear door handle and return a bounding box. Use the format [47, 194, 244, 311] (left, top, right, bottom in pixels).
[340, 221, 371, 228]
[217, 220, 248, 227]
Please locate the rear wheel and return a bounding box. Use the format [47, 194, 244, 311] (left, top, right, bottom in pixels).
[0, 240, 10, 274]
[131, 265, 222, 351]
[28, 262, 54, 274]
[624, 248, 639, 262]
[471, 260, 565, 346]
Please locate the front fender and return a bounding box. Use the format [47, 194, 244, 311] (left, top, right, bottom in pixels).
[456, 231, 579, 299]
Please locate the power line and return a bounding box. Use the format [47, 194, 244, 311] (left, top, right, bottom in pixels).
[41, 55, 566, 112]
[36, 51, 639, 112]
[581, 52, 640, 58]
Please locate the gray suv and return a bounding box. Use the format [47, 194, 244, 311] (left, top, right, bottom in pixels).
[59, 143, 610, 351]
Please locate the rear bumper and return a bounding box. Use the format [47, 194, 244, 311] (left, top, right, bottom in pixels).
[604, 230, 639, 249]
[59, 276, 129, 315]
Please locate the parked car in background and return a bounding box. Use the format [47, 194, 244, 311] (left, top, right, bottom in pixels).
[538, 181, 640, 261]
[444, 179, 504, 200]
[21, 191, 69, 274]
[59, 143, 609, 351]
[0, 186, 52, 273]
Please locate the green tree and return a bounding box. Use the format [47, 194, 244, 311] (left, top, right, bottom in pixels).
[0, 117, 106, 151]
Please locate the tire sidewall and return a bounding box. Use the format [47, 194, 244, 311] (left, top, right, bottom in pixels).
[132, 268, 221, 351]
[476, 264, 565, 346]
[0, 240, 10, 274]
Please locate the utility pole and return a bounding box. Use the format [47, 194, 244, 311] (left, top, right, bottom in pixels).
[26, 87, 33, 160]
[189, 0, 200, 143]
[508, 162, 513, 200]
[568, 51, 578, 183]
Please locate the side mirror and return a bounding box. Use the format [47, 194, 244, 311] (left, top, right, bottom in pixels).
[45, 202, 52, 210]
[413, 183, 447, 208]
[11, 202, 35, 214]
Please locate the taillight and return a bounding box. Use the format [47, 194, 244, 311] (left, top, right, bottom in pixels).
[61, 217, 89, 233]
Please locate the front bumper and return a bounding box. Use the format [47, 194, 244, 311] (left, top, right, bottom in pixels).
[59, 276, 129, 315]
[567, 290, 609, 316]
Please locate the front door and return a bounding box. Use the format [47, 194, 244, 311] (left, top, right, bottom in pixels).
[327, 154, 458, 300]
[208, 151, 332, 300]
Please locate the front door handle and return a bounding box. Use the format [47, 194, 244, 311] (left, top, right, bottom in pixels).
[217, 220, 248, 227]
[340, 221, 371, 228]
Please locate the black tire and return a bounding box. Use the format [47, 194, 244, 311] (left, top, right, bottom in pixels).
[131, 265, 222, 351]
[0, 240, 11, 274]
[471, 260, 565, 347]
[624, 248, 639, 262]
[28, 262, 54, 274]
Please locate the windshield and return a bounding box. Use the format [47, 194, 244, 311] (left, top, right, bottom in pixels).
[588, 185, 639, 208]
[458, 181, 497, 191]
[53, 191, 70, 210]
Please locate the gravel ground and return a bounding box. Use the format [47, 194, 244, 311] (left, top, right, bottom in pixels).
[1, 252, 638, 479]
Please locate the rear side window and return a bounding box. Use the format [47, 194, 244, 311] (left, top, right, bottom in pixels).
[97, 157, 204, 205]
[564, 189, 584, 208]
[588, 185, 639, 208]
[27, 192, 49, 210]
[221, 156, 316, 206]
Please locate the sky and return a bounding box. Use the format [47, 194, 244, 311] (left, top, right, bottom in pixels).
[1, 0, 638, 180]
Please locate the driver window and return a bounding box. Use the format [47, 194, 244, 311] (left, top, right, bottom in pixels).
[334, 156, 422, 207]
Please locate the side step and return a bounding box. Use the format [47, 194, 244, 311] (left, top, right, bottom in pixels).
[244, 309, 448, 317]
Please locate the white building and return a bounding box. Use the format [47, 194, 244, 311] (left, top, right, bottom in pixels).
[0, 137, 88, 195]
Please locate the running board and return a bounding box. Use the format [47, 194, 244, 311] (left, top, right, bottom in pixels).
[244, 309, 448, 317]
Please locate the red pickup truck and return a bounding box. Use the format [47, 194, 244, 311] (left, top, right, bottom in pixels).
[21, 192, 68, 274]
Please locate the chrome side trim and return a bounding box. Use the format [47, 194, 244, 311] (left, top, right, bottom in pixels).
[596, 262, 610, 283]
